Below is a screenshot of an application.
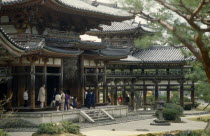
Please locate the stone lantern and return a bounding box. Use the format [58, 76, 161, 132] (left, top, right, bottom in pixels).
[150, 100, 170, 126]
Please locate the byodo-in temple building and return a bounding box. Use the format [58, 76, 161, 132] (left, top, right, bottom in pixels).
[0, 0, 195, 111]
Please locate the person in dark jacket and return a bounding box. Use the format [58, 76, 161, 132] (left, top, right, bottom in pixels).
[86, 91, 91, 109]
[90, 91, 95, 109]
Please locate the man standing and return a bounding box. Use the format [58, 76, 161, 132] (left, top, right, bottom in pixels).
[37, 84, 46, 108]
[90, 91, 95, 109]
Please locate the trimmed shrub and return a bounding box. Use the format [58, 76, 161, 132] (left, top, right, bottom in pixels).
[164, 103, 184, 115]
[163, 108, 179, 121]
[37, 123, 64, 134]
[0, 129, 9, 136]
[36, 121, 80, 135]
[61, 121, 80, 134]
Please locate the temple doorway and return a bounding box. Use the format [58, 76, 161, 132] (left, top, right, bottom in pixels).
[47, 76, 59, 105]
[0, 83, 7, 100]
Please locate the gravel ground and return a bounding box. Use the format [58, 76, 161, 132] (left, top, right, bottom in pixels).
[77, 114, 154, 129]
[81, 114, 210, 136]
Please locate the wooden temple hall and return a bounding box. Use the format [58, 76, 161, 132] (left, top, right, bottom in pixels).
[0, 0, 195, 110]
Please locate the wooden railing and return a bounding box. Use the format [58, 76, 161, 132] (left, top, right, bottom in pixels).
[106, 71, 189, 77]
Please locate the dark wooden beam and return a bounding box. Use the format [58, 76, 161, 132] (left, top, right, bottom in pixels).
[30, 64, 35, 109]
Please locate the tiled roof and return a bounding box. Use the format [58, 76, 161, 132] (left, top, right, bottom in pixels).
[87, 21, 151, 35]
[84, 47, 130, 58]
[121, 46, 195, 63]
[2, 0, 132, 19]
[0, 28, 83, 56]
[45, 37, 107, 49]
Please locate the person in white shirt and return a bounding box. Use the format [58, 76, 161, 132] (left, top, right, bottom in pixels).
[55, 91, 61, 111]
[23, 89, 29, 107]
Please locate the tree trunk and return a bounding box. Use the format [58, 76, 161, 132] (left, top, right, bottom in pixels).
[202, 120, 210, 136]
[203, 61, 210, 84]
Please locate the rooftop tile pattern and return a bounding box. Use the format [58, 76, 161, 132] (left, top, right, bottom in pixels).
[122, 46, 195, 63]
[2, 0, 132, 18]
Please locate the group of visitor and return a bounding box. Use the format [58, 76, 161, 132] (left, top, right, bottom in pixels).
[52, 89, 79, 111]
[84, 90, 96, 109]
[23, 84, 80, 111]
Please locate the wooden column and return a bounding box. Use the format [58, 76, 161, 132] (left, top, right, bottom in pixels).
[130, 78, 135, 109]
[143, 85, 147, 110]
[122, 79, 126, 105]
[191, 81, 195, 105]
[60, 59, 64, 90]
[114, 79, 118, 105]
[7, 66, 12, 109]
[167, 80, 170, 103]
[103, 63, 107, 103]
[30, 64, 36, 109]
[153, 79, 160, 102]
[178, 79, 185, 107]
[95, 62, 99, 103]
[166, 85, 170, 103]
[80, 56, 85, 105]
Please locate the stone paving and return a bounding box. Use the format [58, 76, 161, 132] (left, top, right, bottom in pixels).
[81, 115, 209, 136]
[7, 111, 210, 136]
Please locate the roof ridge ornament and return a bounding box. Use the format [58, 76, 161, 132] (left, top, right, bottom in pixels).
[91, 0, 99, 7]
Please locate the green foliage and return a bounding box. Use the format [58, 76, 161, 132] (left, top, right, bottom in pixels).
[186, 62, 210, 103]
[0, 129, 9, 136]
[61, 121, 80, 134]
[163, 108, 179, 121]
[164, 103, 184, 115]
[37, 123, 64, 134]
[37, 121, 80, 135]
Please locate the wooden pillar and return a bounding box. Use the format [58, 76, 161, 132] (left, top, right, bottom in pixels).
[152, 79, 160, 102]
[7, 66, 12, 109]
[122, 79, 126, 105]
[80, 56, 85, 105]
[130, 79, 135, 109]
[143, 85, 147, 110]
[30, 64, 35, 109]
[95, 62, 99, 103]
[191, 81, 195, 105]
[103, 63, 107, 103]
[178, 79, 185, 107]
[166, 85, 170, 103]
[60, 59, 64, 90]
[114, 79, 118, 105]
[43, 65, 47, 106]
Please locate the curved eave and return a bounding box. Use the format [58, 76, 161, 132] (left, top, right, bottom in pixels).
[120, 60, 187, 64]
[83, 54, 127, 60]
[74, 42, 106, 50]
[24, 46, 83, 57]
[52, 0, 133, 21]
[2, 0, 133, 21]
[0, 28, 25, 57]
[86, 27, 152, 36]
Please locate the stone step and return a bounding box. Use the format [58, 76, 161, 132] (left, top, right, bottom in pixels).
[94, 117, 111, 121]
[92, 115, 108, 119]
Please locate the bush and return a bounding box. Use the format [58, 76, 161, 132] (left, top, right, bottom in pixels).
[184, 104, 192, 110]
[36, 121, 80, 135]
[61, 121, 80, 134]
[0, 129, 9, 136]
[163, 108, 179, 121]
[37, 123, 64, 134]
[164, 103, 184, 115]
